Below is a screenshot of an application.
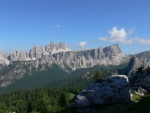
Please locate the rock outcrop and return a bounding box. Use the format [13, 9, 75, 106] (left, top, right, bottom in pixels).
[137, 87, 148, 95]
[118, 56, 150, 91]
[141, 71, 150, 92]
[118, 56, 150, 79]
[75, 75, 131, 107]
[135, 51, 150, 62]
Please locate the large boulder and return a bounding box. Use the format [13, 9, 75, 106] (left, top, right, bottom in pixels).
[74, 75, 131, 107]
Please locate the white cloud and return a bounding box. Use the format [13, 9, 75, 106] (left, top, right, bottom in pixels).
[79, 42, 87, 48]
[99, 27, 150, 45]
[134, 38, 150, 44]
[53, 24, 61, 28]
[99, 27, 133, 44]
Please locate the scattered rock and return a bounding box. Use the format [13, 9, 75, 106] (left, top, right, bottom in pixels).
[75, 95, 91, 107]
[137, 87, 148, 95]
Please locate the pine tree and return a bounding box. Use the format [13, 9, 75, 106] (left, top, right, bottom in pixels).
[59, 93, 66, 108]
[93, 70, 102, 82]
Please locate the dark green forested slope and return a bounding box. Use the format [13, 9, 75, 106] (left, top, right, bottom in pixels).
[1, 76, 150, 113]
[0, 63, 130, 113]
[0, 63, 127, 92]
[0, 78, 91, 113]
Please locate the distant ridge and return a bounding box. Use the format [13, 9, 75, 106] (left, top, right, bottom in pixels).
[0, 43, 130, 88]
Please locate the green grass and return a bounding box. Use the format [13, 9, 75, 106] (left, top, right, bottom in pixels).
[127, 94, 150, 113]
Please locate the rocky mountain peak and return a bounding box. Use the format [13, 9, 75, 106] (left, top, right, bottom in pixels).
[0, 44, 132, 88]
[29, 46, 47, 59]
[101, 44, 121, 57]
[7, 42, 71, 62]
[0, 51, 9, 65]
[118, 56, 150, 79]
[109, 44, 121, 54]
[118, 54, 150, 91]
[8, 51, 28, 61]
[45, 42, 70, 54]
[52, 44, 129, 71]
[135, 51, 150, 62]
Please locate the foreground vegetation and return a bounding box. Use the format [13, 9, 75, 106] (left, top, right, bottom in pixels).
[0, 63, 150, 113]
[1, 78, 150, 113]
[63, 93, 150, 113]
[0, 78, 90, 113]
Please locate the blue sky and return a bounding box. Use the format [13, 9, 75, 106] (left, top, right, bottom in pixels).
[0, 0, 150, 54]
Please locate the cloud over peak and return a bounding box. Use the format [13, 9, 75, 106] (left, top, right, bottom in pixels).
[134, 38, 150, 44]
[99, 26, 150, 45]
[79, 41, 87, 48]
[99, 27, 132, 44]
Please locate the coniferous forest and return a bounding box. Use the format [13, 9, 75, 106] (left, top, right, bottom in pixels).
[1, 62, 150, 113]
[0, 64, 125, 113]
[0, 78, 90, 113]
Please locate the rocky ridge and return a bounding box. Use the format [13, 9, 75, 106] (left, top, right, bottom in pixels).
[8, 42, 70, 62]
[53, 44, 129, 71]
[0, 43, 130, 88]
[119, 56, 150, 79]
[135, 51, 150, 62]
[119, 55, 150, 91]
[1, 43, 129, 71]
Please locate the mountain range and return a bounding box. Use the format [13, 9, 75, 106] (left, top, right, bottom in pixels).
[0, 42, 129, 69]
[0, 42, 149, 90]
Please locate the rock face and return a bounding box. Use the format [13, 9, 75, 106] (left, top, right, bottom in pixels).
[45, 42, 70, 54]
[0, 51, 9, 65]
[119, 56, 150, 79]
[74, 75, 131, 107]
[118, 56, 150, 90]
[53, 44, 129, 71]
[141, 73, 150, 92]
[8, 42, 71, 62]
[135, 51, 150, 62]
[3, 43, 130, 71]
[8, 51, 29, 61]
[0, 43, 131, 88]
